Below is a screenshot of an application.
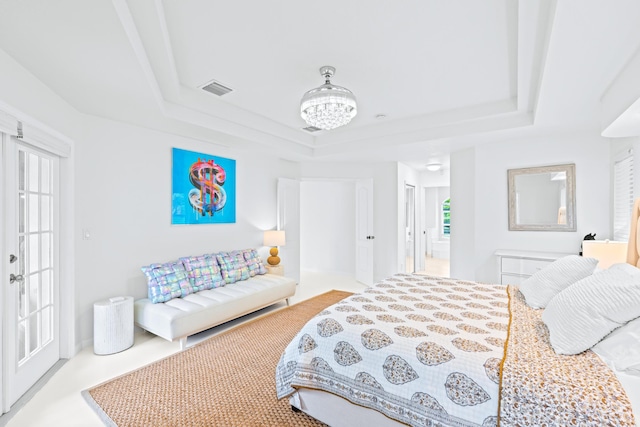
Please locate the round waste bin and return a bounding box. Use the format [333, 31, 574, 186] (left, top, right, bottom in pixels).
[93, 296, 134, 355]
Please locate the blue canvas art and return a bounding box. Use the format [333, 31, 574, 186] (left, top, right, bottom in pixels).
[171, 147, 236, 224]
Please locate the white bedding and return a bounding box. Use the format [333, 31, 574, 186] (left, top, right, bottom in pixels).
[277, 275, 510, 426]
[278, 274, 637, 426]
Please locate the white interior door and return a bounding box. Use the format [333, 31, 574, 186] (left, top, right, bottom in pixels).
[355, 179, 374, 286]
[2, 136, 60, 411]
[277, 178, 300, 284]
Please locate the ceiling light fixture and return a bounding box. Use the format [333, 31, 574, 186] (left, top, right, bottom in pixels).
[300, 66, 357, 131]
[425, 162, 442, 172]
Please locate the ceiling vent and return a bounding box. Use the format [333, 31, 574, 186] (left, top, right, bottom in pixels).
[200, 79, 233, 96]
[302, 126, 322, 133]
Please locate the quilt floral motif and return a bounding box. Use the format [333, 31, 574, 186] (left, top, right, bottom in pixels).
[276, 274, 509, 427]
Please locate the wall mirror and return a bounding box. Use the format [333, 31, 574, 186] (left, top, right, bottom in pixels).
[508, 163, 576, 231]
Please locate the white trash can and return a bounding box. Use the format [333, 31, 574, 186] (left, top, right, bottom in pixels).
[93, 296, 134, 355]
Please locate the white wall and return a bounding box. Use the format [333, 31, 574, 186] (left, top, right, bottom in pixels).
[450, 134, 611, 283]
[299, 162, 398, 282]
[450, 148, 476, 280]
[300, 181, 355, 275]
[74, 116, 299, 346]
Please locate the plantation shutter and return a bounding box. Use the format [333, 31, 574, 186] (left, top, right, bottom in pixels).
[613, 150, 634, 242]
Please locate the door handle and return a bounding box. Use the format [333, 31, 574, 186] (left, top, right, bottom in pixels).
[9, 254, 17, 264]
[9, 274, 24, 284]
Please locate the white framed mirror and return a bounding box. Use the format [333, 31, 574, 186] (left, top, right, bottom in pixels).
[508, 163, 576, 231]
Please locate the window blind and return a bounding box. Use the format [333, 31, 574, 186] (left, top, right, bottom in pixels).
[613, 150, 634, 242]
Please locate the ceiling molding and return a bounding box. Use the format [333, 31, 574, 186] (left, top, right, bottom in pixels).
[110, 0, 552, 159]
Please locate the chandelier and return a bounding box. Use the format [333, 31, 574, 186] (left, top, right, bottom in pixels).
[300, 66, 357, 130]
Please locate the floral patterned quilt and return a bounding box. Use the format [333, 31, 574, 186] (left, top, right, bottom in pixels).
[276, 274, 636, 427]
[276, 274, 509, 426]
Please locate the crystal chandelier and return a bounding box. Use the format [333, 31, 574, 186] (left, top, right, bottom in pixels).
[300, 66, 357, 130]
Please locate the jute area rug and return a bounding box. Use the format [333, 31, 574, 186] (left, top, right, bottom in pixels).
[82, 290, 352, 427]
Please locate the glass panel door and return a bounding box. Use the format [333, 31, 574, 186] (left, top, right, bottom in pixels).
[4, 137, 59, 410]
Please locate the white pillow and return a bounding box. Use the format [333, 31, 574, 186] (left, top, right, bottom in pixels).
[542, 263, 640, 355]
[592, 316, 640, 375]
[519, 255, 598, 308]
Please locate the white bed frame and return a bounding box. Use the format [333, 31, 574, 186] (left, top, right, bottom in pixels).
[290, 388, 404, 427]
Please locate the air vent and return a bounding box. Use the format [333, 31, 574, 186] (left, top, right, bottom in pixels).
[302, 126, 322, 133]
[200, 79, 233, 96]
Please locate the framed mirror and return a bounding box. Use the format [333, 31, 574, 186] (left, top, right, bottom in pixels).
[508, 163, 576, 231]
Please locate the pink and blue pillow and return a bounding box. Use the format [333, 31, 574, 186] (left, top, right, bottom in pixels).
[141, 260, 193, 303]
[243, 249, 267, 276]
[180, 254, 225, 292]
[216, 251, 251, 284]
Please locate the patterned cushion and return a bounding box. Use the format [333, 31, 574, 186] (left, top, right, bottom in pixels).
[216, 251, 251, 284]
[242, 248, 267, 276]
[141, 260, 193, 303]
[180, 254, 225, 291]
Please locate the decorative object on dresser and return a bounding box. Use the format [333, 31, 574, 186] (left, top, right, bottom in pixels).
[507, 163, 576, 231]
[264, 229, 286, 266]
[582, 239, 628, 269]
[494, 249, 572, 285]
[579, 232, 596, 255]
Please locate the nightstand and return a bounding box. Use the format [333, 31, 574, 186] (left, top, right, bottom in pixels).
[266, 264, 284, 276]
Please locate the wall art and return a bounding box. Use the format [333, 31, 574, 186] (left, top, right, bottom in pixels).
[171, 147, 236, 224]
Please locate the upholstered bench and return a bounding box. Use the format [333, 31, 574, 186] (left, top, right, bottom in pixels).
[134, 249, 296, 349]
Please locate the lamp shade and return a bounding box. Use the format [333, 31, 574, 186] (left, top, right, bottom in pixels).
[582, 240, 628, 269]
[264, 230, 286, 247]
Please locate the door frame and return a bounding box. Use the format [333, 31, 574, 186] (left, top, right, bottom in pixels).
[404, 183, 416, 273]
[0, 107, 75, 413]
[298, 177, 375, 286]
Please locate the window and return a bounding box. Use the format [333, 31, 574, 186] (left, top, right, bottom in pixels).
[613, 149, 634, 242]
[442, 198, 450, 236]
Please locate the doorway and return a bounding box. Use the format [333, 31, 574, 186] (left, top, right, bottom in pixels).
[420, 186, 450, 277]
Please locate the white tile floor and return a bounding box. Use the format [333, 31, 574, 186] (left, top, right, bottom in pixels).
[3, 272, 368, 427]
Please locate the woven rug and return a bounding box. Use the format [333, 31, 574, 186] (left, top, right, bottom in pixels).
[82, 290, 352, 427]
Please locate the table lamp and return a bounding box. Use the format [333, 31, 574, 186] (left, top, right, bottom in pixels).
[263, 230, 286, 266]
[582, 240, 628, 269]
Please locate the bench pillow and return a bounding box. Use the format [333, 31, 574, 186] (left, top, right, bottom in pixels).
[180, 254, 225, 291]
[141, 260, 193, 303]
[243, 249, 267, 276]
[216, 251, 251, 284]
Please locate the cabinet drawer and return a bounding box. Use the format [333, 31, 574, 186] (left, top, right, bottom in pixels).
[501, 273, 528, 286]
[501, 257, 551, 276]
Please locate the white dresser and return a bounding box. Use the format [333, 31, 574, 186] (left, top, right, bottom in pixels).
[495, 249, 572, 285]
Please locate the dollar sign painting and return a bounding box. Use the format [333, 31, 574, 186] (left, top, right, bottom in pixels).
[171, 148, 236, 224]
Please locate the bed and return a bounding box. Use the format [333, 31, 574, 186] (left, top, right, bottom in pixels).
[275, 201, 640, 426]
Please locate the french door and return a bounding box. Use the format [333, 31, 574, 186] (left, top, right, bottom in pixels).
[2, 135, 60, 411]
